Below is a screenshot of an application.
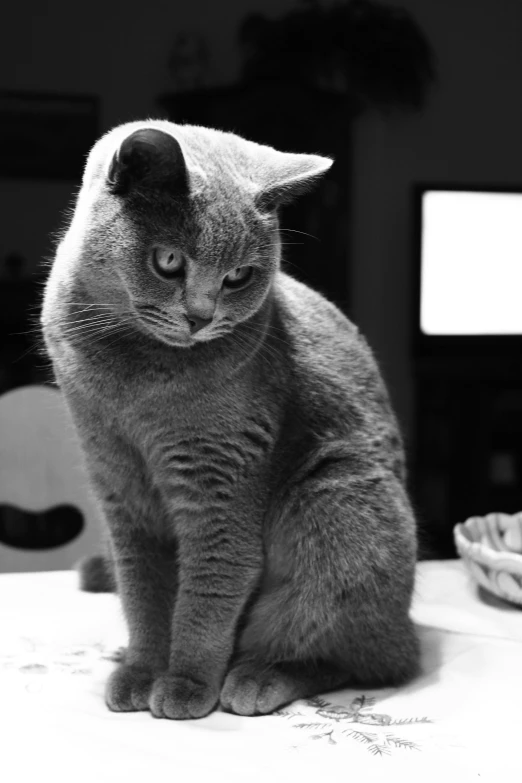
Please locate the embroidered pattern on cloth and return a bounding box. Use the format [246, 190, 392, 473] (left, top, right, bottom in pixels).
[0, 639, 125, 687]
[275, 695, 433, 755]
[1, 640, 433, 755]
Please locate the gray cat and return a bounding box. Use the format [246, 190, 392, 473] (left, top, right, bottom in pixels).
[41, 120, 419, 719]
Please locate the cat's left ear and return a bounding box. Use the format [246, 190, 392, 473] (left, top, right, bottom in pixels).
[106, 128, 188, 197]
[256, 152, 333, 212]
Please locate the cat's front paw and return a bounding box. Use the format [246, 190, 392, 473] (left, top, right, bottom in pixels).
[105, 663, 155, 712]
[149, 672, 220, 720]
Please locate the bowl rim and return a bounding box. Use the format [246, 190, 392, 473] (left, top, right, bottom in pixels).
[454, 512, 522, 571]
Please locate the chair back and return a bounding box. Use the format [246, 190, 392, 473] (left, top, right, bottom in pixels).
[0, 384, 103, 572]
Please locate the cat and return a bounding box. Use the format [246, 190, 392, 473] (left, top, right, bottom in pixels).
[41, 119, 419, 719]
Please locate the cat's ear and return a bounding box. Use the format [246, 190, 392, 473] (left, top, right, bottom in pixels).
[107, 128, 189, 197]
[256, 152, 333, 212]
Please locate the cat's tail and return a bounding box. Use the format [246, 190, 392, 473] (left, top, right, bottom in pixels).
[75, 554, 117, 593]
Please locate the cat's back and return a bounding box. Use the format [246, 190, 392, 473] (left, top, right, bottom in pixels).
[273, 271, 402, 453]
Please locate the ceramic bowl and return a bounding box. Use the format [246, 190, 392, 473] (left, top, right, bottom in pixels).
[454, 511, 522, 606]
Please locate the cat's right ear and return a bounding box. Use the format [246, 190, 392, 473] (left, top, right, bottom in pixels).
[107, 128, 189, 197]
[256, 152, 334, 212]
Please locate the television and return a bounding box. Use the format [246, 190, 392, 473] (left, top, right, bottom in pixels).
[413, 184, 522, 358]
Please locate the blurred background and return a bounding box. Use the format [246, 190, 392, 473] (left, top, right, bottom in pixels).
[1, 0, 522, 567]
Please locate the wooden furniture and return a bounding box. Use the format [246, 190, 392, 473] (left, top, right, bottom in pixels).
[0, 385, 103, 572]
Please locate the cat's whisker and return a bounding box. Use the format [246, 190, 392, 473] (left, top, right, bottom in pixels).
[138, 312, 173, 328]
[63, 316, 135, 342]
[61, 314, 122, 327]
[43, 301, 117, 312]
[66, 307, 115, 318]
[11, 342, 44, 364]
[226, 331, 258, 370]
[255, 242, 304, 249]
[66, 301, 115, 307]
[8, 325, 45, 338]
[236, 324, 283, 365]
[90, 327, 135, 360]
[20, 303, 124, 330]
[60, 308, 133, 324]
[248, 332, 282, 366]
[86, 320, 135, 345]
[26, 302, 47, 313]
[280, 258, 310, 274]
[241, 320, 290, 342]
[240, 331, 287, 359]
[254, 320, 290, 337]
[61, 319, 124, 336]
[98, 325, 135, 352]
[255, 251, 308, 277]
[258, 343, 283, 366]
[65, 311, 122, 322]
[280, 228, 320, 242]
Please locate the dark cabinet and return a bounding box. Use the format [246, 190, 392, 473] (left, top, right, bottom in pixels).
[413, 355, 522, 558]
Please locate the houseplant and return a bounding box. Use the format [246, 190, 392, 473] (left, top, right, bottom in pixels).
[238, 0, 436, 112]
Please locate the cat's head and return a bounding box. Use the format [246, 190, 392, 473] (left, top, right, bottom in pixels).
[59, 120, 332, 348]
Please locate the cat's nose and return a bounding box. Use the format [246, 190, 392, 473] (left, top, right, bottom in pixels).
[185, 313, 213, 334]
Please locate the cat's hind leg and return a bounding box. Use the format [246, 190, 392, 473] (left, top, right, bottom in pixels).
[220, 659, 348, 716]
[221, 457, 420, 716]
[76, 553, 117, 592]
[76, 531, 117, 592]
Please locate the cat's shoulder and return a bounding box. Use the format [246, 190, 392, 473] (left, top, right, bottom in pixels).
[272, 271, 381, 390]
[274, 271, 359, 342]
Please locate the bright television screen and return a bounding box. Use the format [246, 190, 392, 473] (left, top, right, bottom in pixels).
[420, 189, 522, 335]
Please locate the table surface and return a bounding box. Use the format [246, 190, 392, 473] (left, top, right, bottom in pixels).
[1, 559, 521, 782]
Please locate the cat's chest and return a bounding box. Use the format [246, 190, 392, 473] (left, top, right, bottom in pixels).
[137, 381, 276, 477]
[126, 403, 276, 538]
[144, 422, 270, 508]
[59, 340, 277, 506]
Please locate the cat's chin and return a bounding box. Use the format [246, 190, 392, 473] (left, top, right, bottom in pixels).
[133, 318, 191, 348]
[149, 327, 226, 349]
[153, 332, 194, 349]
[134, 312, 227, 348]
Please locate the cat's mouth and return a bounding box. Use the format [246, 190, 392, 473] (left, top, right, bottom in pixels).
[133, 303, 219, 348]
[131, 303, 187, 345]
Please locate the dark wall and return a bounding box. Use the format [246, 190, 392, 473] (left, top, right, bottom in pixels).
[0, 0, 294, 130]
[2, 0, 522, 455]
[0, 0, 297, 278]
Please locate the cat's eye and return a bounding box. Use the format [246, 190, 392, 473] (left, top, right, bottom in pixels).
[223, 265, 253, 290]
[152, 247, 184, 278]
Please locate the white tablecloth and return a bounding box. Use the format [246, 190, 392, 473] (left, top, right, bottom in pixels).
[1, 560, 521, 782]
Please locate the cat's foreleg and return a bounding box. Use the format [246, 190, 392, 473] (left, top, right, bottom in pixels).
[58, 398, 180, 713]
[78, 449, 178, 712]
[148, 512, 263, 720]
[102, 519, 178, 712]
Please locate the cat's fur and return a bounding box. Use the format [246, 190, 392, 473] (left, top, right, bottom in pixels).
[41, 120, 419, 719]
